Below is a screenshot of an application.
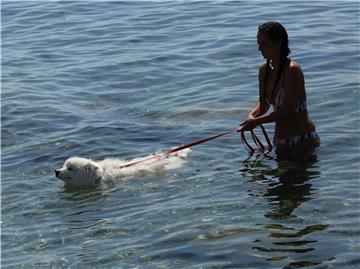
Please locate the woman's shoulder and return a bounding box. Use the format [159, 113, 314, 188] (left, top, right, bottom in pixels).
[288, 59, 302, 72]
[259, 62, 267, 77]
[284, 59, 305, 85]
[285, 59, 304, 77]
[259, 62, 267, 71]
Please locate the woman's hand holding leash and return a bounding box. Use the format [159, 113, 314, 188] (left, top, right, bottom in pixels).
[236, 118, 259, 132]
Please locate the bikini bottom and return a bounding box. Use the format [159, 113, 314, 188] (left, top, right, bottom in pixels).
[273, 131, 320, 148]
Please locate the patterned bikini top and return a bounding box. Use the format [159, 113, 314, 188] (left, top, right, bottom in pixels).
[268, 88, 307, 113]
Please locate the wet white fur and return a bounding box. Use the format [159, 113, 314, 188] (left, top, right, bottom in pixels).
[55, 148, 191, 188]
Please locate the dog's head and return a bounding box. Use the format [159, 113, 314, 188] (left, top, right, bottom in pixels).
[55, 157, 104, 188]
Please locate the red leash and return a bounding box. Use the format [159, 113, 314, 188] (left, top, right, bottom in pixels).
[119, 130, 232, 169]
[241, 124, 272, 154]
[119, 125, 272, 169]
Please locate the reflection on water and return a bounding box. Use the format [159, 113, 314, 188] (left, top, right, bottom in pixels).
[263, 160, 319, 220]
[244, 157, 333, 268]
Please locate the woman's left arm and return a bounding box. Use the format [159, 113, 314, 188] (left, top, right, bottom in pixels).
[239, 63, 303, 131]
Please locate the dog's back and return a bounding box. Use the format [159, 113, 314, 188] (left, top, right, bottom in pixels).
[99, 148, 192, 181]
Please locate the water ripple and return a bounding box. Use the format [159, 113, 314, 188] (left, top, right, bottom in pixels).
[2, 1, 359, 268]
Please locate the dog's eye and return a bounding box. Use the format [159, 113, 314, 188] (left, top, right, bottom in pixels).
[68, 167, 73, 171]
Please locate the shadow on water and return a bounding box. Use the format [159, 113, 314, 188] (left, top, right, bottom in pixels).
[243, 156, 333, 268]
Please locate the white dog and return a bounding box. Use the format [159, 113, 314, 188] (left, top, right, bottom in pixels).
[55, 148, 191, 188]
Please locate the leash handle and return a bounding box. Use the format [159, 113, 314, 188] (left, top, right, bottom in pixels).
[251, 130, 265, 152]
[259, 124, 273, 152]
[240, 124, 272, 154]
[241, 131, 255, 154]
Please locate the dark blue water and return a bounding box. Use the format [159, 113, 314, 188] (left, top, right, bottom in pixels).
[2, 1, 359, 268]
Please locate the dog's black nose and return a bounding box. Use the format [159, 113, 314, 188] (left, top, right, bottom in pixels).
[55, 169, 60, 177]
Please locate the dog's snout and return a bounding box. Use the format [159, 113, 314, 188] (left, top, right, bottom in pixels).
[55, 169, 60, 177]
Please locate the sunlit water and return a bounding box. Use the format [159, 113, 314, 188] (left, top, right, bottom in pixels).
[2, 1, 359, 268]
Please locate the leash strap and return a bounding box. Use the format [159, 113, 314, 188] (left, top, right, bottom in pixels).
[119, 131, 232, 169]
[241, 131, 255, 154]
[251, 130, 265, 152]
[259, 124, 273, 152]
[241, 124, 272, 154]
[120, 125, 272, 169]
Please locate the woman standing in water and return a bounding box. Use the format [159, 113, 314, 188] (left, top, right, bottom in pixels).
[237, 22, 320, 159]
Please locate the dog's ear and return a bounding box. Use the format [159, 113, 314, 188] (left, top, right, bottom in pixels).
[85, 163, 98, 171]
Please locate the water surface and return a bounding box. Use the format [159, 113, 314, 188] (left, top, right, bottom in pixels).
[2, 1, 359, 268]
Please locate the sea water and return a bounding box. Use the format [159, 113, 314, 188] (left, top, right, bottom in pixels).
[2, 1, 359, 268]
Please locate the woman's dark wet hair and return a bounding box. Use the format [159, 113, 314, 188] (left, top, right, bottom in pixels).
[259, 22, 291, 98]
[258, 22, 291, 57]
